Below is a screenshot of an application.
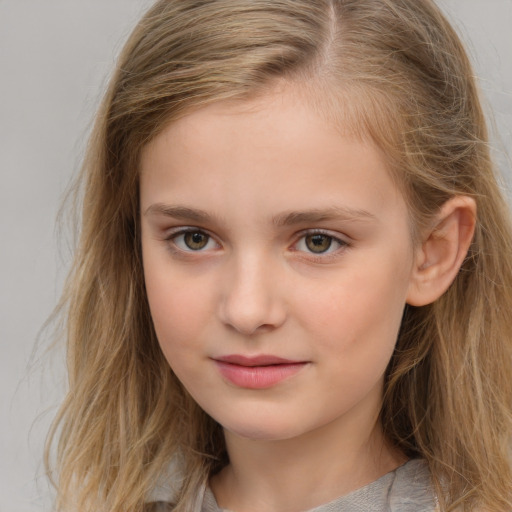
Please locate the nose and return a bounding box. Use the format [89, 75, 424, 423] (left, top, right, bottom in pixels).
[217, 252, 287, 336]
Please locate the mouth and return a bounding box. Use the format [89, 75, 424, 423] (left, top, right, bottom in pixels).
[212, 354, 309, 389]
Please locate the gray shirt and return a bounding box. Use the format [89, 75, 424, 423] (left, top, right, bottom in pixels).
[147, 459, 436, 511]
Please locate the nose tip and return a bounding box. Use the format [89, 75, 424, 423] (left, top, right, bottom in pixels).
[217, 262, 286, 336]
[224, 311, 277, 336]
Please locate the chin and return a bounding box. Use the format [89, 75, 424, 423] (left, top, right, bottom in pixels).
[219, 414, 310, 442]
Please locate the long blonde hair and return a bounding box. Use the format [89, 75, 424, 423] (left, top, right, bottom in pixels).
[46, 1, 512, 510]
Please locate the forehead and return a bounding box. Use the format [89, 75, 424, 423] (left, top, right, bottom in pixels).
[139, 86, 406, 228]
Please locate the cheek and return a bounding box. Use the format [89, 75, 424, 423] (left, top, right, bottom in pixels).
[142, 254, 213, 358]
[294, 252, 411, 360]
[144, 273, 214, 392]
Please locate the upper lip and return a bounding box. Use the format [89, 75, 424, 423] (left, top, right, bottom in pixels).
[214, 354, 304, 367]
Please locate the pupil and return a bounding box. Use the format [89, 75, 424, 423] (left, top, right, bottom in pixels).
[185, 232, 208, 250]
[306, 234, 332, 253]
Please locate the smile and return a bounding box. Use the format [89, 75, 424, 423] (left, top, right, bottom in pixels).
[213, 355, 309, 389]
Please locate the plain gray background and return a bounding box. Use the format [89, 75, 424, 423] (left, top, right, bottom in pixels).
[1, 1, 511, 511]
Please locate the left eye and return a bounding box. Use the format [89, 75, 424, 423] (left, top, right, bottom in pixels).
[295, 233, 345, 254]
[172, 230, 218, 251]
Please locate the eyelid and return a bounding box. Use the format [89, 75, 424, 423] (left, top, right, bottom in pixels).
[164, 226, 221, 252]
[164, 225, 211, 238]
[294, 228, 350, 244]
[161, 226, 350, 259]
[291, 229, 351, 258]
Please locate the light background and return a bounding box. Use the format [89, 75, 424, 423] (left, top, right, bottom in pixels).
[0, 1, 511, 511]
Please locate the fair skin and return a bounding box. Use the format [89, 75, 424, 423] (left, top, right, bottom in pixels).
[140, 86, 475, 512]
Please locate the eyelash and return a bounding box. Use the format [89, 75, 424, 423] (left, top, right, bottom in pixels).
[164, 227, 350, 259]
[292, 230, 349, 260]
[165, 227, 220, 253]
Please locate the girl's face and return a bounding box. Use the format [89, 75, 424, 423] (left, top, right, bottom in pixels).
[140, 87, 417, 442]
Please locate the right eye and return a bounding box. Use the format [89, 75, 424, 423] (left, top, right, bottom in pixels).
[171, 230, 218, 252]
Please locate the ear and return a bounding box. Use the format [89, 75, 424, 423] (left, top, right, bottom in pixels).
[407, 196, 476, 307]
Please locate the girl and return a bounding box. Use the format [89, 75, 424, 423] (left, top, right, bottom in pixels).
[46, 1, 512, 511]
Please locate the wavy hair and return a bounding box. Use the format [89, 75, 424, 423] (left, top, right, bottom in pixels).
[46, 1, 512, 510]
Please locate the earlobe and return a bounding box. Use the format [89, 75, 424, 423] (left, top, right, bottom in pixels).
[406, 196, 476, 307]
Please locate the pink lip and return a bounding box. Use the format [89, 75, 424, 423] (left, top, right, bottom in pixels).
[213, 354, 308, 389]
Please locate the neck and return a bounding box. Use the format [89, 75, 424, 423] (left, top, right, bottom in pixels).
[210, 403, 406, 512]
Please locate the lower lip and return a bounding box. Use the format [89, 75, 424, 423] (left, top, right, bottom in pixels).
[214, 361, 307, 389]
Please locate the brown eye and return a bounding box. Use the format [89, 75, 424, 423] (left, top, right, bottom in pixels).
[305, 234, 333, 253]
[183, 231, 210, 250]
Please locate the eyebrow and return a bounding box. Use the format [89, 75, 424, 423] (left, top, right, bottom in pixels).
[144, 203, 376, 226]
[144, 204, 215, 223]
[272, 207, 376, 227]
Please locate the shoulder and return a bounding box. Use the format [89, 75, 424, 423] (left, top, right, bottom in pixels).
[388, 459, 437, 511]
[143, 503, 175, 512]
[144, 458, 208, 512]
[146, 457, 184, 504]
